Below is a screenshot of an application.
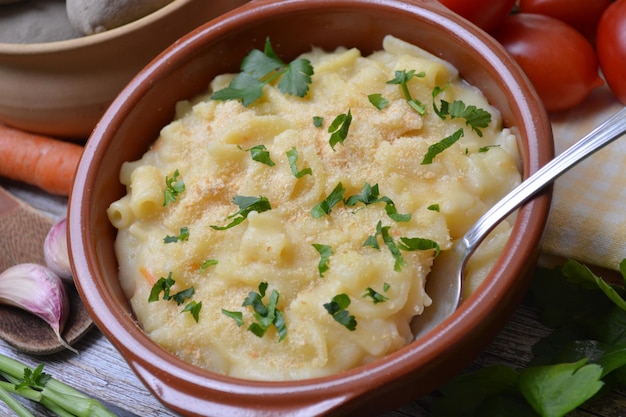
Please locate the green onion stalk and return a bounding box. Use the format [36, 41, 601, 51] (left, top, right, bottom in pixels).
[0, 353, 115, 417]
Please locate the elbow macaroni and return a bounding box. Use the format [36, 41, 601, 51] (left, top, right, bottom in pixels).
[108, 35, 521, 380]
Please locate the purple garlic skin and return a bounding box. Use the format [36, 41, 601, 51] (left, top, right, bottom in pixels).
[44, 217, 74, 284]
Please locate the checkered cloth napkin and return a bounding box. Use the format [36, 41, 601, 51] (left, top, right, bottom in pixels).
[541, 85, 626, 271]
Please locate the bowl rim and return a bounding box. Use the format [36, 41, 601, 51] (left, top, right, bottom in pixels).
[69, 0, 553, 414]
[0, 0, 194, 53]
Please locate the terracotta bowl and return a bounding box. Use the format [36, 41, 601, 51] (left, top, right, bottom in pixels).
[68, 0, 553, 415]
[0, 0, 248, 140]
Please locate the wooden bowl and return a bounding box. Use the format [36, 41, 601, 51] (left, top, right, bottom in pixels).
[0, 0, 248, 140]
[68, 0, 553, 415]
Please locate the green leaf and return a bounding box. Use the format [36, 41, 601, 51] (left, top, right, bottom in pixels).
[163, 226, 189, 243]
[241, 282, 287, 341]
[380, 223, 406, 271]
[561, 259, 626, 311]
[367, 93, 389, 110]
[312, 243, 333, 277]
[182, 301, 202, 323]
[210, 72, 265, 107]
[323, 294, 357, 331]
[148, 273, 175, 302]
[311, 182, 346, 218]
[172, 286, 195, 306]
[397, 236, 441, 257]
[211, 195, 271, 230]
[328, 110, 352, 150]
[362, 287, 388, 304]
[163, 169, 185, 206]
[278, 58, 314, 97]
[198, 259, 218, 272]
[15, 364, 50, 392]
[247, 144, 275, 166]
[421, 128, 464, 164]
[313, 116, 324, 127]
[286, 147, 312, 178]
[222, 309, 244, 327]
[448, 100, 492, 137]
[519, 359, 604, 417]
[427, 203, 440, 212]
[344, 183, 411, 222]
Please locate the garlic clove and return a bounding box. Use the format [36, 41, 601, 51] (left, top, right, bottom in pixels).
[0, 263, 77, 353]
[44, 217, 74, 284]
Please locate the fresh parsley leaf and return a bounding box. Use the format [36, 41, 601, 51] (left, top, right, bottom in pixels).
[328, 110, 352, 150]
[519, 359, 604, 417]
[148, 272, 175, 302]
[311, 182, 346, 218]
[363, 287, 388, 304]
[15, 364, 50, 392]
[561, 260, 626, 311]
[286, 147, 312, 178]
[198, 259, 218, 272]
[421, 128, 464, 164]
[182, 301, 202, 323]
[163, 169, 185, 206]
[368, 93, 389, 110]
[323, 294, 357, 331]
[380, 223, 406, 271]
[479, 144, 500, 153]
[432, 86, 491, 137]
[211, 195, 272, 230]
[313, 116, 324, 127]
[427, 204, 440, 212]
[164, 226, 189, 243]
[241, 282, 287, 341]
[397, 236, 441, 257]
[344, 183, 411, 222]
[211, 37, 313, 106]
[247, 144, 275, 166]
[312, 243, 333, 277]
[172, 286, 195, 306]
[387, 69, 426, 114]
[222, 309, 244, 327]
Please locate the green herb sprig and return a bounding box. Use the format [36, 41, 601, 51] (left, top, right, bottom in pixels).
[211, 195, 272, 230]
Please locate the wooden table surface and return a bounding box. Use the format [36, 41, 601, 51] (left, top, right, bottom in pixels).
[0, 179, 624, 417]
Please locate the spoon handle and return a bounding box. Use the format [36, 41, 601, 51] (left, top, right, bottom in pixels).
[464, 106, 626, 251]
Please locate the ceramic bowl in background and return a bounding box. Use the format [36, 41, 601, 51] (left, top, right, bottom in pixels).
[0, 0, 248, 140]
[68, 0, 553, 415]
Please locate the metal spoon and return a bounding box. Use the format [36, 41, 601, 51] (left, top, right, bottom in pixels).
[412, 106, 626, 339]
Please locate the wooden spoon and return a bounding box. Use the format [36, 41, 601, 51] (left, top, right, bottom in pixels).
[0, 185, 92, 355]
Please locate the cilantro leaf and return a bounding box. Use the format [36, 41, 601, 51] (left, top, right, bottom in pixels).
[163, 169, 185, 206]
[312, 243, 333, 277]
[211, 195, 272, 230]
[421, 128, 464, 164]
[328, 110, 352, 150]
[324, 294, 357, 331]
[311, 182, 346, 218]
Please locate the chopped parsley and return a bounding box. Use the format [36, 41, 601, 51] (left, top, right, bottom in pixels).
[432, 86, 492, 137]
[312, 243, 333, 277]
[427, 204, 440, 212]
[148, 272, 201, 322]
[246, 144, 275, 166]
[163, 169, 185, 206]
[227, 282, 287, 341]
[324, 294, 357, 331]
[311, 182, 346, 218]
[211, 195, 271, 230]
[345, 183, 411, 222]
[421, 128, 464, 165]
[286, 147, 312, 178]
[479, 144, 500, 153]
[313, 116, 324, 127]
[163, 226, 189, 243]
[368, 93, 389, 110]
[210, 37, 314, 106]
[362, 287, 389, 304]
[328, 110, 352, 150]
[198, 259, 218, 272]
[387, 69, 427, 114]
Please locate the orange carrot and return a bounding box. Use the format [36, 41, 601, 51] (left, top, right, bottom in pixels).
[0, 124, 83, 196]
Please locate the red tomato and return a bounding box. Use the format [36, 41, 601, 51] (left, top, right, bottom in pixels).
[437, 0, 516, 33]
[493, 13, 603, 113]
[597, 0, 626, 104]
[518, 0, 611, 42]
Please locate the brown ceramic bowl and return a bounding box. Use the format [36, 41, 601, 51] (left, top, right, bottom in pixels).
[68, 0, 553, 415]
[0, 0, 248, 140]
